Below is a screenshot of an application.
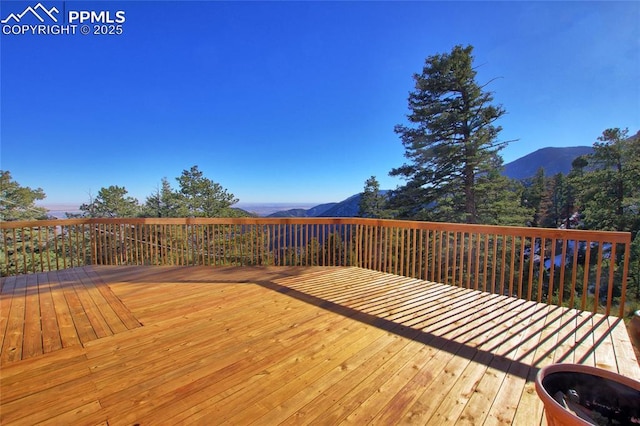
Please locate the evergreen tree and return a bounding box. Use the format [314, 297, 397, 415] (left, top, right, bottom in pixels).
[358, 176, 387, 218]
[176, 165, 238, 217]
[390, 45, 510, 223]
[0, 172, 50, 275]
[540, 173, 575, 229]
[475, 168, 532, 226]
[521, 167, 546, 227]
[80, 185, 140, 218]
[140, 167, 244, 218]
[143, 178, 182, 218]
[566, 155, 589, 218]
[0, 171, 48, 221]
[579, 128, 640, 233]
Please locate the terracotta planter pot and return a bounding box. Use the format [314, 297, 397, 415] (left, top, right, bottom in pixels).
[535, 363, 640, 426]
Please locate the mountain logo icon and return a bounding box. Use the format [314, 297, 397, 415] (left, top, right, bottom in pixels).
[1, 3, 59, 24]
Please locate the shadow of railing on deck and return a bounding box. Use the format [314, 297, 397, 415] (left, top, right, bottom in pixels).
[254, 278, 540, 380]
[86, 264, 626, 381]
[253, 272, 618, 381]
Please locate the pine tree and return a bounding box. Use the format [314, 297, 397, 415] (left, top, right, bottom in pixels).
[358, 176, 387, 218]
[390, 45, 509, 223]
[540, 173, 575, 228]
[579, 128, 640, 232]
[80, 186, 140, 218]
[0, 171, 48, 221]
[475, 167, 532, 226]
[143, 178, 182, 218]
[176, 166, 238, 217]
[522, 167, 546, 227]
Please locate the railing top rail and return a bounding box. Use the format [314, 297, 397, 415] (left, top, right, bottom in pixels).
[0, 218, 89, 228]
[0, 217, 631, 244]
[0, 217, 356, 228]
[367, 219, 632, 243]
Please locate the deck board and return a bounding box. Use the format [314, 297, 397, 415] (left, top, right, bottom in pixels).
[1, 265, 639, 425]
[38, 271, 63, 353]
[0, 267, 140, 366]
[1, 275, 27, 364]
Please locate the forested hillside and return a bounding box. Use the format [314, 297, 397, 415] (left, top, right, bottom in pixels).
[503, 146, 594, 180]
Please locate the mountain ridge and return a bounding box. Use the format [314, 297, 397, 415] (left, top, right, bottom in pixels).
[502, 146, 593, 181]
[268, 145, 593, 218]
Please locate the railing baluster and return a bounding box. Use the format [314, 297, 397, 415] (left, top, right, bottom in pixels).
[491, 234, 504, 294]
[471, 233, 478, 290]
[398, 227, 404, 276]
[558, 238, 568, 306]
[375, 225, 381, 272]
[508, 235, 515, 297]
[619, 240, 630, 317]
[436, 230, 443, 283]
[27, 227, 35, 273]
[482, 234, 489, 293]
[548, 237, 557, 305]
[499, 234, 507, 296]
[527, 237, 535, 301]
[593, 243, 603, 314]
[443, 230, 450, 285]
[389, 226, 394, 273]
[606, 243, 617, 316]
[465, 232, 471, 289]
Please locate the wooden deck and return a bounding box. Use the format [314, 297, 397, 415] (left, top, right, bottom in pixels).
[1, 266, 639, 425]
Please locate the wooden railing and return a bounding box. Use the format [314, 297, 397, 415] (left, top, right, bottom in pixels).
[0, 218, 632, 317]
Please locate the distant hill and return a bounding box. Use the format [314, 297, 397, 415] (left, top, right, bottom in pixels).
[268, 202, 337, 218]
[268, 192, 389, 218]
[267, 208, 309, 218]
[230, 207, 258, 217]
[316, 194, 362, 217]
[306, 203, 338, 217]
[503, 146, 593, 180]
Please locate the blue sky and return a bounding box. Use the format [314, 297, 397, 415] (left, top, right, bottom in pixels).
[1, 1, 639, 208]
